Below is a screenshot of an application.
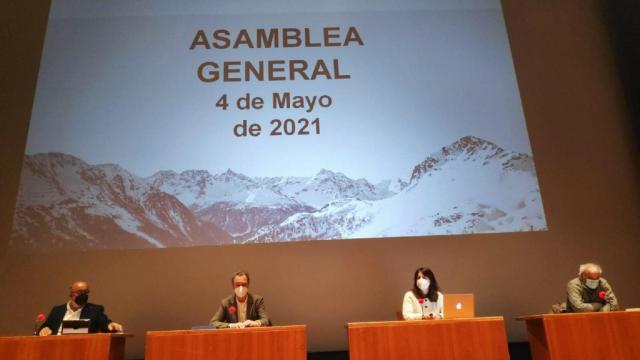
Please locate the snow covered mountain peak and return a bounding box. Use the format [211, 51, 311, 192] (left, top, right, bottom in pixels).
[215, 168, 253, 183]
[181, 169, 213, 179]
[13, 153, 231, 250]
[443, 136, 501, 156]
[28, 152, 81, 166]
[314, 168, 337, 178]
[409, 136, 534, 185]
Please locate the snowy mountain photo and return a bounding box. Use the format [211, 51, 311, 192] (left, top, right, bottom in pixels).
[11, 136, 546, 250]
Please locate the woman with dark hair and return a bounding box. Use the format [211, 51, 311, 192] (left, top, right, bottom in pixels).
[402, 267, 443, 320]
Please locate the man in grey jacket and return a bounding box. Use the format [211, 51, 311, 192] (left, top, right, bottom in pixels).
[210, 271, 271, 328]
[566, 263, 619, 313]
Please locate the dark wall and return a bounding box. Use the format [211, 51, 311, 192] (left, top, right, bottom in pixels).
[603, 0, 640, 151]
[1, 1, 640, 359]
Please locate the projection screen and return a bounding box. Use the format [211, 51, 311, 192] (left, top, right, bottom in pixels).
[11, 0, 547, 250]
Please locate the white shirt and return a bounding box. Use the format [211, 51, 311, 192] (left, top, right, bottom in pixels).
[57, 302, 84, 334]
[402, 290, 444, 320]
[236, 298, 247, 323]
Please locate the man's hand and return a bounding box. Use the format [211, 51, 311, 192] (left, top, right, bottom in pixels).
[243, 320, 261, 327]
[592, 302, 603, 311]
[108, 322, 123, 332]
[38, 327, 52, 336]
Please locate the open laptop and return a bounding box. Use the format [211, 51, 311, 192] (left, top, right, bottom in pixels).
[61, 319, 90, 334]
[443, 293, 475, 319]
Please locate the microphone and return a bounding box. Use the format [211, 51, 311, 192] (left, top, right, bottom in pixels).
[34, 313, 45, 335]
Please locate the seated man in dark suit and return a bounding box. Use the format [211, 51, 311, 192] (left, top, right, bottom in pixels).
[209, 271, 271, 328]
[38, 281, 123, 336]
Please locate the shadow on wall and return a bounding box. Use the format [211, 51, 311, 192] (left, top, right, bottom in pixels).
[603, 0, 640, 157]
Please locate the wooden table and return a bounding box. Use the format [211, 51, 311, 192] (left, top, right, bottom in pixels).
[0, 333, 130, 360]
[348, 317, 509, 360]
[145, 325, 306, 360]
[518, 311, 640, 360]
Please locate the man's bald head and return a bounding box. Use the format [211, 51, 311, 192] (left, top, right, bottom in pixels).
[70, 281, 89, 293]
[68, 281, 90, 304]
[67, 281, 91, 310]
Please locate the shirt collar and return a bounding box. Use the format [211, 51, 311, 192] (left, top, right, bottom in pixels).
[66, 301, 84, 313]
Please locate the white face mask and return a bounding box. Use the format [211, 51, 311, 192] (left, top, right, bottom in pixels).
[234, 285, 248, 298]
[417, 278, 430, 293]
[585, 279, 600, 290]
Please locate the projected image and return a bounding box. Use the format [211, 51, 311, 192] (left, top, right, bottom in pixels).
[12, 0, 547, 250]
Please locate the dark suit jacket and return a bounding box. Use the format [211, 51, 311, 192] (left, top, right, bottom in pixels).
[209, 293, 271, 328]
[39, 303, 114, 334]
